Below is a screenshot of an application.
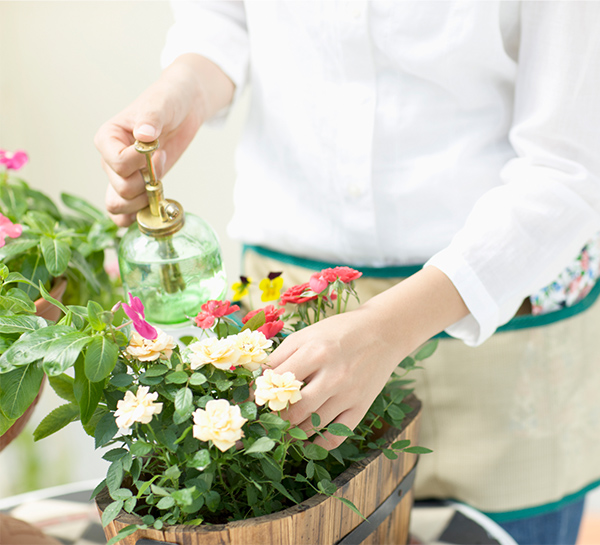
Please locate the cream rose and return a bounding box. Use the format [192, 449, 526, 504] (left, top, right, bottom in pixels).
[192, 399, 248, 452]
[126, 329, 176, 362]
[114, 386, 163, 430]
[188, 336, 240, 370]
[232, 329, 272, 371]
[254, 369, 303, 411]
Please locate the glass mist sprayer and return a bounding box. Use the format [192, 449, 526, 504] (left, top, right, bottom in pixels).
[118, 139, 227, 327]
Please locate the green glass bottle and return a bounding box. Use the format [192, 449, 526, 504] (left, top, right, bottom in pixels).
[118, 139, 227, 327]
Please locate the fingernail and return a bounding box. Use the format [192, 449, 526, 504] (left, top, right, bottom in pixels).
[136, 124, 157, 138]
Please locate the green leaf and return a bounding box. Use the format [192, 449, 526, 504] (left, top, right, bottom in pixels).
[391, 439, 411, 450]
[272, 481, 298, 504]
[240, 402, 257, 421]
[101, 499, 124, 527]
[156, 496, 175, 509]
[40, 235, 71, 277]
[306, 460, 315, 479]
[189, 449, 210, 469]
[61, 192, 106, 222]
[0, 410, 16, 436]
[303, 443, 328, 461]
[48, 373, 76, 402]
[23, 210, 56, 235]
[109, 373, 133, 387]
[38, 282, 69, 315]
[241, 310, 266, 332]
[311, 413, 321, 427]
[144, 364, 168, 377]
[106, 459, 124, 494]
[136, 475, 159, 498]
[165, 371, 188, 384]
[174, 387, 193, 417]
[245, 437, 276, 454]
[87, 300, 106, 331]
[106, 525, 139, 545]
[69, 250, 102, 293]
[288, 427, 308, 440]
[0, 363, 44, 419]
[189, 372, 207, 386]
[18, 253, 50, 300]
[414, 339, 439, 361]
[260, 412, 288, 430]
[233, 384, 250, 403]
[4, 271, 39, 288]
[130, 441, 153, 456]
[111, 488, 133, 500]
[103, 448, 129, 462]
[403, 446, 433, 454]
[327, 423, 353, 437]
[0, 314, 46, 334]
[317, 479, 337, 495]
[0, 288, 36, 314]
[43, 331, 92, 376]
[95, 411, 118, 449]
[74, 356, 104, 425]
[85, 335, 119, 382]
[383, 449, 398, 460]
[260, 457, 282, 482]
[33, 403, 79, 441]
[337, 497, 367, 520]
[0, 237, 38, 262]
[386, 405, 405, 422]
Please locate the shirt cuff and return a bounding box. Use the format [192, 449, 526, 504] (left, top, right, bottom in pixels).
[160, 1, 250, 126]
[425, 249, 501, 346]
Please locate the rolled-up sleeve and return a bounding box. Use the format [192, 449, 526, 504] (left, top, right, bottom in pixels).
[161, 0, 250, 117]
[426, 1, 600, 346]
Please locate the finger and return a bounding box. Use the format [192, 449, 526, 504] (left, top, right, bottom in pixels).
[268, 335, 300, 369]
[279, 373, 333, 427]
[108, 211, 137, 228]
[101, 159, 146, 201]
[95, 121, 146, 179]
[105, 183, 148, 218]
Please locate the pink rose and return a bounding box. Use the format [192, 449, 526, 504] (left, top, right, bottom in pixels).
[279, 283, 318, 305]
[194, 300, 240, 329]
[242, 305, 285, 324]
[257, 320, 284, 339]
[332, 266, 362, 283]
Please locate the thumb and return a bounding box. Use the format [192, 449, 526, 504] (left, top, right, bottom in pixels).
[133, 120, 161, 143]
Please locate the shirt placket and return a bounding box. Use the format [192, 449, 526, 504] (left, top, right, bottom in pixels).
[333, 0, 379, 262]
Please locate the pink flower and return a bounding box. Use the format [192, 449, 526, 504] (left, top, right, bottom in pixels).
[242, 305, 285, 325]
[0, 150, 28, 171]
[332, 266, 362, 283]
[309, 269, 338, 293]
[120, 293, 158, 340]
[279, 283, 318, 305]
[194, 300, 240, 329]
[0, 214, 22, 248]
[257, 320, 284, 339]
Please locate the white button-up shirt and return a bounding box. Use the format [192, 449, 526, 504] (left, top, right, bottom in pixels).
[162, 1, 600, 345]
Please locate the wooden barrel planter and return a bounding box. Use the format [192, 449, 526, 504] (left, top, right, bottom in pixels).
[97, 395, 422, 545]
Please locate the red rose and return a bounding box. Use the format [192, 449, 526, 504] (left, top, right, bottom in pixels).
[257, 320, 284, 339]
[279, 283, 318, 305]
[332, 266, 362, 283]
[194, 300, 240, 329]
[242, 305, 285, 324]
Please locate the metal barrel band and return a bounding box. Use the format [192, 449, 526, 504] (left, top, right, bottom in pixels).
[135, 459, 418, 545]
[336, 459, 419, 545]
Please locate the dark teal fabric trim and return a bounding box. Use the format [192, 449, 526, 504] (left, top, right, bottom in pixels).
[243, 244, 423, 278]
[482, 478, 600, 523]
[243, 245, 600, 334]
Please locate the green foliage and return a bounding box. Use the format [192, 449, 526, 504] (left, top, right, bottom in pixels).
[0, 169, 119, 308]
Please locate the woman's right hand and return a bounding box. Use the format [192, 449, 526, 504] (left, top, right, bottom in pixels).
[94, 53, 235, 226]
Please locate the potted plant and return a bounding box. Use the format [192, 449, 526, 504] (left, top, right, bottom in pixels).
[0, 260, 434, 545]
[0, 147, 120, 449]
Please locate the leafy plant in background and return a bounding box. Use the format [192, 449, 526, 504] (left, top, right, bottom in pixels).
[0, 258, 435, 545]
[0, 148, 119, 308]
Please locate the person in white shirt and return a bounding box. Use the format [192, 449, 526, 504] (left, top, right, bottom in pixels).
[95, 2, 600, 543]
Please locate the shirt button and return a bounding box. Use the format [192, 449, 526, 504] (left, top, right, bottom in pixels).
[348, 184, 363, 198]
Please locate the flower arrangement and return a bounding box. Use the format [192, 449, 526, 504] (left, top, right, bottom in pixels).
[0, 148, 119, 308]
[0, 250, 436, 544]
